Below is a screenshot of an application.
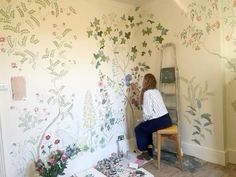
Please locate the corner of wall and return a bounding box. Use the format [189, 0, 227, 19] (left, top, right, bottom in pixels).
[226, 149, 236, 164]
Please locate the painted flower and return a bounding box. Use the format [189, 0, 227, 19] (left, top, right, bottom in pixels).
[45, 135, 51, 140]
[61, 154, 67, 162]
[125, 74, 132, 86]
[1, 48, 5, 53]
[11, 63, 17, 68]
[134, 66, 139, 71]
[54, 139, 60, 144]
[98, 80, 103, 87]
[34, 107, 39, 112]
[48, 157, 56, 165]
[196, 16, 202, 21]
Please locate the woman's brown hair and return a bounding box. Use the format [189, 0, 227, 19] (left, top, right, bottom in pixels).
[140, 73, 157, 104]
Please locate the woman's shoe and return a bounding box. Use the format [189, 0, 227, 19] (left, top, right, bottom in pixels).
[137, 152, 152, 160]
[147, 148, 154, 158]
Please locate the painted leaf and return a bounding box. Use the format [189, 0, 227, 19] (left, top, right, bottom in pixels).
[188, 106, 196, 111]
[197, 99, 202, 108]
[205, 128, 213, 135]
[201, 113, 212, 123]
[54, 2, 59, 17]
[200, 134, 205, 139]
[16, 6, 24, 17]
[43, 0, 50, 6]
[192, 139, 201, 145]
[135, 7, 140, 11]
[193, 125, 200, 132]
[47, 96, 54, 104]
[3, 25, 17, 33]
[192, 131, 200, 135]
[186, 110, 196, 116]
[0, 9, 9, 18]
[62, 28, 72, 37]
[154, 36, 164, 44]
[125, 32, 131, 39]
[35, 0, 46, 8]
[30, 15, 40, 26]
[69, 6, 77, 14]
[128, 16, 134, 23]
[161, 28, 168, 35]
[194, 119, 201, 125]
[204, 122, 212, 127]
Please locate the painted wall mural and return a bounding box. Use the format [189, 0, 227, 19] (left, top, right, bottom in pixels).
[178, 0, 236, 112]
[87, 7, 168, 139]
[0, 0, 79, 176]
[181, 77, 214, 145]
[0, 1, 169, 176]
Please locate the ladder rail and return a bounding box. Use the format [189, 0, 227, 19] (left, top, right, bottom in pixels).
[159, 42, 181, 127]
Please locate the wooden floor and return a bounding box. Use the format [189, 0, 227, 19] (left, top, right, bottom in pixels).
[143, 161, 236, 177]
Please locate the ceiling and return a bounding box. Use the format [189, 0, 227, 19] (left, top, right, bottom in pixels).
[109, 0, 154, 6]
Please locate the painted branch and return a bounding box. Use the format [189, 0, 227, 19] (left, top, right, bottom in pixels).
[36, 109, 61, 159]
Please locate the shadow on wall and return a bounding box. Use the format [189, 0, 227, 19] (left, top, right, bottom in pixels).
[125, 82, 142, 149]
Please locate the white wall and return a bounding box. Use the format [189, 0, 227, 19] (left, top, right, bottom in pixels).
[142, 0, 226, 165]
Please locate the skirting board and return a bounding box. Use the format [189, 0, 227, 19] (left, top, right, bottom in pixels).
[127, 138, 226, 165]
[182, 142, 226, 166]
[226, 149, 236, 164]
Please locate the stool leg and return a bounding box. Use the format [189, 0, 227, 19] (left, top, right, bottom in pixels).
[175, 134, 183, 170]
[157, 133, 161, 169]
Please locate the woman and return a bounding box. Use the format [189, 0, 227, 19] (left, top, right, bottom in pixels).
[135, 73, 172, 160]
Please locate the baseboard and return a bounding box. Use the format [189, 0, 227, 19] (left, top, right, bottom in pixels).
[182, 142, 226, 166]
[226, 149, 236, 164]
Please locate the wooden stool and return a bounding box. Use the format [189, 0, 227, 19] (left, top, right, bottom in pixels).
[156, 124, 183, 169]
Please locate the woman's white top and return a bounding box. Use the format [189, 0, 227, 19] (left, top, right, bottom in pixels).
[142, 89, 168, 121]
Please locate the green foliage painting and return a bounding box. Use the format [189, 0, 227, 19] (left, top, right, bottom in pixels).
[87, 7, 168, 138]
[181, 77, 214, 145]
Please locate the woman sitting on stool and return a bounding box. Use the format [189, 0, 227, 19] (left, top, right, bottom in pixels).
[135, 73, 172, 160]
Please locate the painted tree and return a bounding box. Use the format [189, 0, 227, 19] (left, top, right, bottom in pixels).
[87, 7, 168, 138]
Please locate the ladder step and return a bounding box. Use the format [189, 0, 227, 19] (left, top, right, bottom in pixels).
[161, 92, 176, 96]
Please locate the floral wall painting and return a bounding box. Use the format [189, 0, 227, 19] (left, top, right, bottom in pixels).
[181, 76, 214, 145]
[1, 0, 80, 176]
[87, 7, 168, 139]
[1, 0, 170, 175]
[178, 0, 236, 81]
